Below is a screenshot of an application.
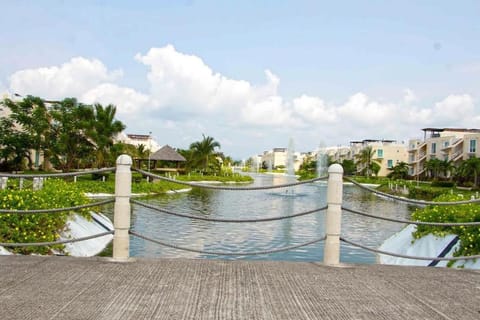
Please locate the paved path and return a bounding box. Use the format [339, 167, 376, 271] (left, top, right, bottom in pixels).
[0, 256, 479, 319]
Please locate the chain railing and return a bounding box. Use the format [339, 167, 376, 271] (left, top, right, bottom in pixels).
[112, 157, 333, 261]
[3, 155, 478, 267]
[342, 176, 480, 264]
[0, 168, 115, 251]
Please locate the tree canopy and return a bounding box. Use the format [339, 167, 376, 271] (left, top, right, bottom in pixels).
[0, 96, 125, 172]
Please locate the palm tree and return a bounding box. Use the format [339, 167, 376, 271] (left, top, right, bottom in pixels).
[355, 146, 380, 177]
[88, 104, 126, 167]
[457, 157, 480, 187]
[424, 158, 443, 180]
[439, 159, 455, 180]
[387, 161, 409, 180]
[189, 134, 221, 173]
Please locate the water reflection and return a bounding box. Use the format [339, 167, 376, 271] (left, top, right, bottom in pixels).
[125, 175, 413, 264]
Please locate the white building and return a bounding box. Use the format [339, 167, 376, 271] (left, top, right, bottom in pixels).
[115, 132, 161, 152]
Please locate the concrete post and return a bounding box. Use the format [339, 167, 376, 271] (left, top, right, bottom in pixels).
[324, 164, 344, 266]
[113, 154, 132, 261]
[0, 177, 7, 190]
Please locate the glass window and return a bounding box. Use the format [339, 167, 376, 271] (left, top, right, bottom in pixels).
[444, 141, 449, 148]
[469, 139, 476, 153]
[387, 159, 393, 168]
[377, 149, 383, 158]
[431, 143, 436, 154]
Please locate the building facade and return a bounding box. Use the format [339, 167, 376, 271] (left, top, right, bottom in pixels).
[348, 140, 408, 177]
[408, 128, 480, 177]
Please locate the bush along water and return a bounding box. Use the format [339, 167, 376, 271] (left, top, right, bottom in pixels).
[0, 179, 91, 255]
[411, 194, 480, 265]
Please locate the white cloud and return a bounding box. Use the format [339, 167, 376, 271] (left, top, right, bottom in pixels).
[432, 94, 474, 124]
[134, 45, 283, 123]
[81, 83, 150, 116]
[9, 57, 122, 100]
[3, 45, 479, 158]
[293, 95, 336, 124]
[337, 93, 395, 126]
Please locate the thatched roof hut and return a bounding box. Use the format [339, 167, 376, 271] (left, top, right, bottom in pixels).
[135, 145, 186, 172]
[150, 145, 186, 162]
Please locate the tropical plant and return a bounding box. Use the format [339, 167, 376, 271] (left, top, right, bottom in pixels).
[424, 158, 443, 180]
[87, 104, 126, 167]
[456, 157, 480, 187]
[387, 161, 409, 180]
[341, 159, 356, 175]
[188, 134, 221, 173]
[355, 146, 381, 177]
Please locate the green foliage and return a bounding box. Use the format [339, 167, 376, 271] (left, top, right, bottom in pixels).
[406, 185, 447, 200]
[431, 181, 455, 188]
[387, 161, 409, 180]
[183, 134, 222, 174]
[341, 159, 356, 176]
[0, 179, 91, 254]
[0, 96, 125, 172]
[412, 194, 480, 260]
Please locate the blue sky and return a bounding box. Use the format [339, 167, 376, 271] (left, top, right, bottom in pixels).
[1, 1, 479, 159]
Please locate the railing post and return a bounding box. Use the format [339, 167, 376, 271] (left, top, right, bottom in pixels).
[113, 154, 132, 261]
[324, 163, 344, 266]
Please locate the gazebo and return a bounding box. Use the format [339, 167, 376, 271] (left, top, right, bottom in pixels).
[136, 145, 186, 173]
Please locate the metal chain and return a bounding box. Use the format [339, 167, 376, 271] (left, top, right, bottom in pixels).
[129, 230, 326, 256]
[342, 206, 480, 227]
[340, 237, 480, 261]
[344, 177, 480, 206]
[0, 231, 113, 247]
[0, 167, 115, 178]
[0, 198, 115, 214]
[133, 168, 328, 190]
[132, 199, 327, 223]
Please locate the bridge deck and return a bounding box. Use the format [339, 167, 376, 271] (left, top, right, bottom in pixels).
[0, 256, 478, 320]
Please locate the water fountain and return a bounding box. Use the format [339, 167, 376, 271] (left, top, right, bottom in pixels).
[285, 138, 296, 195]
[316, 144, 328, 177]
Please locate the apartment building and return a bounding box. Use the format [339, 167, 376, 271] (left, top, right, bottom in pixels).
[408, 128, 480, 177]
[349, 139, 408, 177]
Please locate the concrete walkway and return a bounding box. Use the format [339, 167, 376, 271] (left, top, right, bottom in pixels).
[0, 256, 479, 320]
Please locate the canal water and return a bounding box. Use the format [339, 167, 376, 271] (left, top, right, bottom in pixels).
[129, 174, 415, 264]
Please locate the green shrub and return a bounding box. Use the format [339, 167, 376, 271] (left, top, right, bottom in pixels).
[431, 181, 455, 188]
[412, 194, 480, 262]
[0, 179, 91, 254]
[407, 185, 446, 200]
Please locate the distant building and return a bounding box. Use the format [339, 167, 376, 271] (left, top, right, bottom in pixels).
[260, 148, 303, 171]
[115, 132, 161, 152]
[408, 128, 480, 178]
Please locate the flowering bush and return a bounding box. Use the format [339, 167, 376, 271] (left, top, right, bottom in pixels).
[0, 179, 90, 254]
[412, 194, 480, 260]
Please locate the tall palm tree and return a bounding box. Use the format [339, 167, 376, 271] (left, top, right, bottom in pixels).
[424, 158, 442, 180]
[439, 159, 455, 180]
[189, 134, 221, 173]
[355, 146, 380, 177]
[88, 104, 126, 167]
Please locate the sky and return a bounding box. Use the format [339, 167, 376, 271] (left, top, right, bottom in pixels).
[1, 0, 479, 159]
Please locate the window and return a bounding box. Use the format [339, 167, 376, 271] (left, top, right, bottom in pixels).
[387, 159, 393, 168]
[377, 149, 383, 158]
[431, 143, 436, 154]
[469, 139, 476, 153]
[444, 141, 449, 148]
